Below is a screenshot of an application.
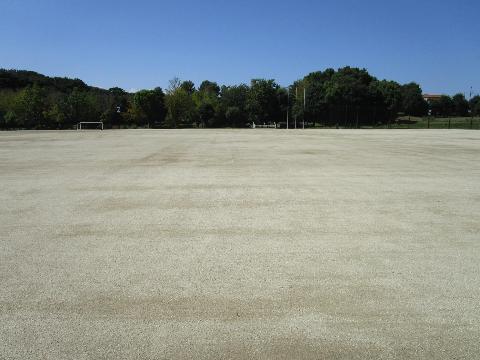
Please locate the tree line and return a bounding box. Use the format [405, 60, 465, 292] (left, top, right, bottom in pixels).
[0, 68, 479, 130]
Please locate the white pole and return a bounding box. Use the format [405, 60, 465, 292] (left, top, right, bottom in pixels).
[303, 87, 306, 129]
[295, 87, 298, 129]
[287, 88, 289, 129]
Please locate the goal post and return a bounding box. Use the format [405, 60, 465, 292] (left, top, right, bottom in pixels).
[251, 122, 278, 129]
[77, 122, 104, 130]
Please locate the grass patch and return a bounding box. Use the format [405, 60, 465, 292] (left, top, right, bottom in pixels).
[389, 117, 480, 129]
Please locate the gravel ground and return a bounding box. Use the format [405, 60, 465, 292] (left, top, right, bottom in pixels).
[1, 129, 479, 359]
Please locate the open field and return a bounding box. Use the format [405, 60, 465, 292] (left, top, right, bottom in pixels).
[1, 129, 480, 359]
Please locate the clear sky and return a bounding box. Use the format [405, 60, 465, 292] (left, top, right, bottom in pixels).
[1, 0, 479, 95]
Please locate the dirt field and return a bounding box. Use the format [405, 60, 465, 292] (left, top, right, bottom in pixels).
[1, 129, 479, 359]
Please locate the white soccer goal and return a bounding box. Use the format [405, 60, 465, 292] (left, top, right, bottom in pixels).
[76, 122, 104, 130]
[252, 122, 278, 129]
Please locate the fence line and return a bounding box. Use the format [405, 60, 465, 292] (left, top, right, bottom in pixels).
[274, 117, 480, 130]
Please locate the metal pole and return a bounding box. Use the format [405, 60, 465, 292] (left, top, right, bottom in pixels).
[303, 87, 306, 129]
[287, 88, 289, 129]
[295, 87, 298, 129]
[356, 107, 359, 129]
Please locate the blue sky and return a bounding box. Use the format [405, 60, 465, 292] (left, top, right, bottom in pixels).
[1, 0, 479, 95]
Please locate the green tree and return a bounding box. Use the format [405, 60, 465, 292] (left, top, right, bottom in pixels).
[15, 84, 47, 128]
[452, 94, 470, 116]
[180, 80, 195, 95]
[0, 90, 18, 129]
[4, 110, 18, 128]
[430, 95, 454, 116]
[199, 80, 220, 96]
[370, 80, 403, 125]
[165, 78, 196, 128]
[247, 79, 281, 125]
[320, 67, 377, 127]
[224, 106, 242, 128]
[133, 88, 166, 127]
[219, 84, 249, 127]
[290, 81, 306, 126]
[193, 80, 221, 127]
[64, 88, 100, 128]
[198, 102, 216, 127]
[44, 103, 67, 129]
[99, 88, 131, 128]
[452, 93, 469, 116]
[470, 96, 480, 116]
[300, 69, 335, 126]
[277, 87, 289, 126]
[400, 83, 428, 116]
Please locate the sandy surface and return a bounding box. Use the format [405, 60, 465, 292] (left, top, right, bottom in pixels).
[1, 129, 479, 359]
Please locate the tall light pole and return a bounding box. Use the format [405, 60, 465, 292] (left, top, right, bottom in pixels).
[287, 87, 289, 129]
[303, 87, 306, 129]
[295, 87, 298, 129]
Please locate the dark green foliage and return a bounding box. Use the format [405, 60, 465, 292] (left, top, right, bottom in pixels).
[300, 69, 334, 126]
[430, 95, 455, 117]
[470, 96, 480, 116]
[452, 94, 469, 116]
[246, 79, 281, 124]
[1, 67, 472, 130]
[219, 84, 249, 127]
[193, 80, 220, 127]
[0, 69, 118, 129]
[165, 86, 196, 128]
[0, 69, 136, 129]
[225, 106, 242, 128]
[290, 67, 411, 127]
[199, 81, 220, 96]
[14, 84, 47, 128]
[180, 81, 195, 95]
[370, 80, 403, 124]
[198, 102, 216, 127]
[100, 87, 131, 128]
[400, 83, 428, 117]
[133, 88, 166, 127]
[0, 69, 88, 93]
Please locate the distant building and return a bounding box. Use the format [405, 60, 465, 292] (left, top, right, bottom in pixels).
[423, 94, 442, 104]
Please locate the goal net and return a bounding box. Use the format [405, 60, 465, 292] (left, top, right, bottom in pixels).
[252, 122, 278, 129]
[76, 122, 104, 130]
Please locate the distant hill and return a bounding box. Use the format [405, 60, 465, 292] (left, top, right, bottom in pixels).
[0, 69, 106, 94]
[0, 69, 131, 130]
